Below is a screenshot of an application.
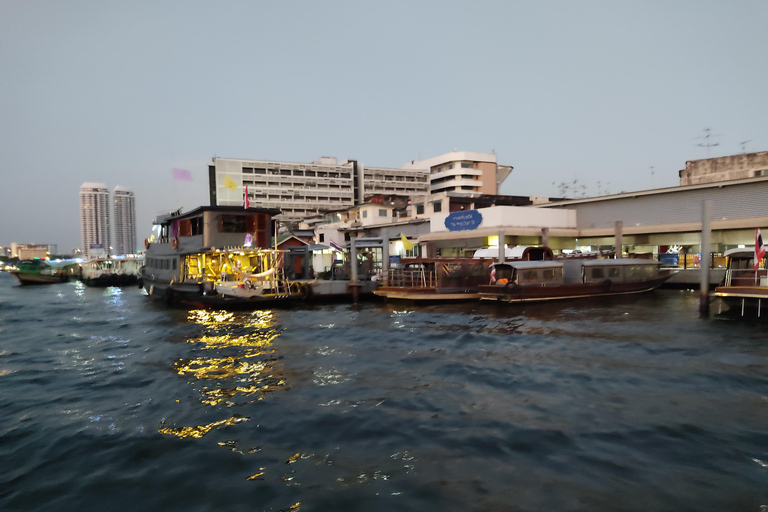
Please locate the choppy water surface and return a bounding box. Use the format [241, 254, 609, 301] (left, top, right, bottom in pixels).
[2, 272, 768, 511]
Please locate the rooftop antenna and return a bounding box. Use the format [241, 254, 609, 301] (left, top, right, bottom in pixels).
[740, 140, 751, 154]
[695, 127, 720, 157]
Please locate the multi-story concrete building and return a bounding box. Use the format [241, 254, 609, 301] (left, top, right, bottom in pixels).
[113, 186, 136, 256]
[208, 152, 492, 221]
[402, 150, 513, 195]
[80, 182, 111, 259]
[10, 243, 55, 260]
[679, 151, 768, 185]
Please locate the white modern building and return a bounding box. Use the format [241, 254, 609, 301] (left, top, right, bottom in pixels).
[403, 150, 513, 195]
[113, 186, 136, 256]
[80, 182, 111, 259]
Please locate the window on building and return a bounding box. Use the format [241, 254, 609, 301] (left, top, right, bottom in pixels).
[378, 209, 387, 217]
[461, 162, 473, 168]
[319, 233, 325, 242]
[362, 210, 368, 218]
[433, 202, 442, 213]
[416, 204, 424, 215]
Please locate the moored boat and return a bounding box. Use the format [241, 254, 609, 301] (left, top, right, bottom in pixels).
[713, 248, 768, 317]
[478, 258, 672, 303]
[141, 205, 302, 307]
[80, 257, 143, 287]
[374, 258, 494, 301]
[9, 259, 79, 285]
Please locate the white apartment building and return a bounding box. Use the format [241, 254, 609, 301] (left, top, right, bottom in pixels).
[80, 182, 111, 259]
[113, 186, 136, 256]
[208, 157, 430, 222]
[403, 150, 513, 195]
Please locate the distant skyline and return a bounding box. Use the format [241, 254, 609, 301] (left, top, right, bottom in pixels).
[1, 0, 766, 251]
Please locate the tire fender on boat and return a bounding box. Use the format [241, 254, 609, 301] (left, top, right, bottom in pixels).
[299, 283, 312, 300]
[602, 279, 613, 291]
[144, 238, 150, 249]
[165, 286, 174, 304]
[172, 238, 178, 249]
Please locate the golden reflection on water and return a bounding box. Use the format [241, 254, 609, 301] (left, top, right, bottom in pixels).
[160, 309, 286, 437]
[158, 415, 248, 438]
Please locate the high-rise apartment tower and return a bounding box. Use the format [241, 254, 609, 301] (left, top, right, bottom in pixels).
[113, 186, 136, 256]
[79, 182, 111, 259]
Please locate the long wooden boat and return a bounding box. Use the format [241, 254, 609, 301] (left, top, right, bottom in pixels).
[478, 259, 672, 303]
[713, 248, 768, 317]
[9, 259, 79, 285]
[374, 258, 494, 301]
[141, 206, 303, 308]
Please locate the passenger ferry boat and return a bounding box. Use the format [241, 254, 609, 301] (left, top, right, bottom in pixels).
[141, 206, 302, 307]
[9, 259, 79, 285]
[478, 258, 672, 303]
[80, 257, 143, 287]
[713, 248, 768, 317]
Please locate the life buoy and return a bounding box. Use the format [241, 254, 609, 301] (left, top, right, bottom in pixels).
[172, 238, 178, 249]
[144, 239, 150, 249]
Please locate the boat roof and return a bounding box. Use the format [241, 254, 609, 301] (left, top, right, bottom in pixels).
[154, 205, 282, 225]
[496, 260, 562, 269]
[580, 258, 660, 266]
[724, 248, 754, 257]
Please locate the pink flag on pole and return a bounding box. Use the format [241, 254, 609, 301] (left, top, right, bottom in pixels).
[172, 168, 192, 181]
[244, 185, 250, 209]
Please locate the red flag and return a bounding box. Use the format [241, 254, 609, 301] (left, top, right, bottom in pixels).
[755, 228, 766, 270]
[244, 186, 250, 209]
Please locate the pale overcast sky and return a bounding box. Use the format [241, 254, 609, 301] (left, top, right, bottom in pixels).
[1, 1, 766, 252]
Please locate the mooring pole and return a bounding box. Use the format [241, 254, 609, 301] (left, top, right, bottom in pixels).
[350, 236, 359, 303]
[614, 221, 623, 259]
[380, 228, 389, 286]
[498, 230, 506, 264]
[700, 200, 712, 317]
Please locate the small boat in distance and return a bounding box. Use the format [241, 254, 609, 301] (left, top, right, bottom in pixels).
[9, 259, 79, 285]
[478, 258, 672, 303]
[80, 257, 143, 287]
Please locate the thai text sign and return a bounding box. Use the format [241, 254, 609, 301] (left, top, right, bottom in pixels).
[444, 210, 483, 231]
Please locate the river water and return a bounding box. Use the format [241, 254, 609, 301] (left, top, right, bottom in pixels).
[2, 271, 768, 511]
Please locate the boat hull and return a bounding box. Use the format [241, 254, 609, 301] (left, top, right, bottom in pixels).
[10, 272, 69, 285]
[478, 276, 669, 303]
[373, 287, 481, 302]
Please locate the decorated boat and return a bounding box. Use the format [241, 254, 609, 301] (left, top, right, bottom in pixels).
[373, 257, 494, 301]
[141, 206, 303, 307]
[478, 258, 672, 303]
[80, 257, 143, 287]
[713, 247, 768, 317]
[9, 259, 80, 285]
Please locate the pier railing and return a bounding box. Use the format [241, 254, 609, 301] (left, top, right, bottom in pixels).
[387, 268, 436, 289]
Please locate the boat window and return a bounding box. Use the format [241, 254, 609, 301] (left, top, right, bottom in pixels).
[627, 265, 655, 280]
[590, 268, 605, 279]
[608, 267, 621, 278]
[541, 268, 562, 282]
[520, 270, 538, 283]
[220, 215, 247, 233]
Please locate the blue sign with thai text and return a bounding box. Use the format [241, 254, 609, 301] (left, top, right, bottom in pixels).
[444, 210, 483, 231]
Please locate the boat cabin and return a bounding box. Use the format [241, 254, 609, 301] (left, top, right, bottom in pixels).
[389, 258, 493, 291]
[492, 259, 662, 287]
[722, 248, 767, 286]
